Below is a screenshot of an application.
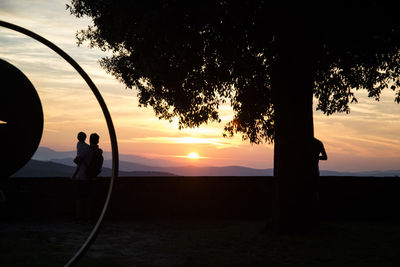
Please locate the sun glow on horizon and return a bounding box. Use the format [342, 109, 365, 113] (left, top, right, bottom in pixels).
[187, 152, 200, 159]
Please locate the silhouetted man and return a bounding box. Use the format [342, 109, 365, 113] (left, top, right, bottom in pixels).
[312, 137, 327, 176]
[308, 137, 327, 228]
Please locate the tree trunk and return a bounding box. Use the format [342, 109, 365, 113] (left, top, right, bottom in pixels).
[271, 29, 317, 234]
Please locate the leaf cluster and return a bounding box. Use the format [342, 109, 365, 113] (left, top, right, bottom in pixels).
[68, 1, 400, 143]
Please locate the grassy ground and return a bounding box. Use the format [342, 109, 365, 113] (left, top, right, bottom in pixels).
[1, 219, 400, 266]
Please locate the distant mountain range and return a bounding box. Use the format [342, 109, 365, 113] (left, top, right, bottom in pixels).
[28, 147, 274, 177]
[11, 159, 176, 177]
[33, 147, 178, 167]
[13, 158, 274, 177]
[11, 146, 400, 177]
[320, 170, 400, 177]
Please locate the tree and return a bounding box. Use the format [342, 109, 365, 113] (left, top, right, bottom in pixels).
[68, 1, 400, 233]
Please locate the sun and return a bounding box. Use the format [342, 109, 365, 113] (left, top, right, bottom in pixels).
[187, 152, 200, 159]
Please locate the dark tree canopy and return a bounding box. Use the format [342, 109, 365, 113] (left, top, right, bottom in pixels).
[68, 1, 400, 143]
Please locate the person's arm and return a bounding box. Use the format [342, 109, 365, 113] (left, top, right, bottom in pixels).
[319, 144, 327, 160]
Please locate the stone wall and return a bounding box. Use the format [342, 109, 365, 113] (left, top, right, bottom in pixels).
[1, 177, 400, 221]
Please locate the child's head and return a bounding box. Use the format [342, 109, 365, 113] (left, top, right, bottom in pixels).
[77, 131, 86, 142]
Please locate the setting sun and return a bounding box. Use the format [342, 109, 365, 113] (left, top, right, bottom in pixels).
[187, 152, 200, 159]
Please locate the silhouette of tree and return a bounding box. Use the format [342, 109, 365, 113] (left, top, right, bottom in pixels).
[68, 1, 400, 233]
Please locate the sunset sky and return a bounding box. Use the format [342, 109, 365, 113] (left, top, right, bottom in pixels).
[2, 0, 400, 171]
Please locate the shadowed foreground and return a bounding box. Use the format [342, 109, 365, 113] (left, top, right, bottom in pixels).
[1, 220, 400, 267]
[3, 177, 400, 222]
[2, 177, 400, 266]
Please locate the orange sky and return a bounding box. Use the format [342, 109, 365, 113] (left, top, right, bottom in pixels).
[2, 0, 400, 171]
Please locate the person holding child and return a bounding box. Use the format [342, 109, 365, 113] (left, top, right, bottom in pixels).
[71, 131, 92, 223]
[72, 132, 103, 223]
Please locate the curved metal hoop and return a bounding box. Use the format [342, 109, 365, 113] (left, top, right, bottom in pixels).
[0, 21, 119, 267]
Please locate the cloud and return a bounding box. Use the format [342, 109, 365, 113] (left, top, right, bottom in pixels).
[120, 136, 232, 148]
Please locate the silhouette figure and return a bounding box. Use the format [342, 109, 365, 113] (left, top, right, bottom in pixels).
[85, 133, 104, 178]
[71, 131, 89, 179]
[312, 137, 327, 176]
[73, 133, 103, 223]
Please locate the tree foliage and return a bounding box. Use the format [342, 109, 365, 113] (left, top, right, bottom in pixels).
[68, 1, 400, 143]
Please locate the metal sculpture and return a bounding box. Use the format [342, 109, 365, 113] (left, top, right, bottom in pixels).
[0, 20, 119, 267]
[0, 59, 44, 178]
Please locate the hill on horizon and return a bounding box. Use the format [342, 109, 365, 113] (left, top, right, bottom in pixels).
[34, 146, 275, 176]
[14, 158, 274, 177]
[33, 147, 179, 167]
[27, 146, 400, 177]
[11, 159, 176, 177]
